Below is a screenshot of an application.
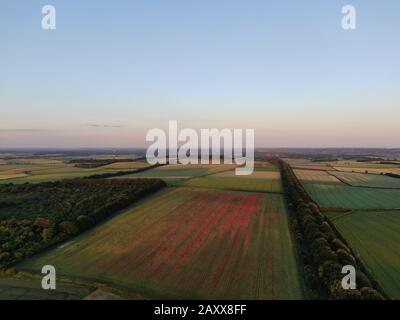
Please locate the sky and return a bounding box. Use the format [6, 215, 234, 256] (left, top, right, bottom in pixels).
[1, 0, 399, 148]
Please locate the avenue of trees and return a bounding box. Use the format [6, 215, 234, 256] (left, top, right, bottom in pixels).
[275, 159, 386, 300]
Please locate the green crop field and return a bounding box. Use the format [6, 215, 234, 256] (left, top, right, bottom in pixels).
[119, 164, 234, 178]
[253, 161, 279, 171]
[113, 164, 236, 185]
[285, 158, 400, 174]
[328, 171, 400, 189]
[185, 170, 282, 193]
[0, 167, 116, 184]
[330, 160, 400, 169]
[290, 159, 400, 299]
[294, 169, 341, 185]
[301, 183, 400, 209]
[0, 160, 150, 184]
[101, 161, 149, 170]
[293, 167, 400, 209]
[332, 166, 400, 175]
[326, 211, 400, 299]
[19, 187, 303, 300]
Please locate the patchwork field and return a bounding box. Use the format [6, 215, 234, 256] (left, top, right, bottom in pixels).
[331, 160, 400, 169]
[329, 171, 400, 189]
[326, 211, 400, 299]
[288, 158, 400, 299]
[294, 169, 341, 185]
[183, 163, 282, 193]
[293, 166, 400, 209]
[285, 158, 400, 175]
[19, 187, 303, 300]
[114, 164, 237, 186]
[330, 160, 400, 175]
[332, 166, 400, 175]
[0, 160, 150, 184]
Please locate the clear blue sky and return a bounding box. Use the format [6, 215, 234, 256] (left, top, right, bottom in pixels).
[1, 0, 399, 147]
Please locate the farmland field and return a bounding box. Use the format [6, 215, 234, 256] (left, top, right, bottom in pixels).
[328, 171, 400, 189]
[101, 161, 149, 170]
[19, 187, 303, 300]
[293, 166, 400, 209]
[183, 163, 282, 193]
[294, 169, 341, 185]
[185, 170, 282, 193]
[113, 164, 236, 185]
[289, 158, 400, 299]
[0, 173, 29, 181]
[326, 211, 400, 299]
[326, 160, 400, 175]
[184, 176, 281, 193]
[0, 160, 150, 184]
[0, 167, 117, 184]
[285, 158, 400, 175]
[292, 165, 332, 171]
[0, 278, 93, 300]
[115, 164, 234, 178]
[214, 170, 280, 179]
[301, 183, 400, 209]
[253, 161, 279, 171]
[331, 160, 400, 169]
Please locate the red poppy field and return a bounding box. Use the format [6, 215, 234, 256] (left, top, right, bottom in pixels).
[19, 187, 303, 299]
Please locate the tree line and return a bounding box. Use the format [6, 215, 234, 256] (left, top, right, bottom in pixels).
[0, 178, 166, 269]
[68, 158, 137, 168]
[83, 163, 165, 179]
[274, 158, 386, 300]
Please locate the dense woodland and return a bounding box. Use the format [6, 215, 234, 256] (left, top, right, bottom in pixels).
[275, 158, 386, 300]
[0, 178, 166, 268]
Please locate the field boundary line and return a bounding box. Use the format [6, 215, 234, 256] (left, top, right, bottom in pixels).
[182, 166, 237, 183]
[325, 171, 352, 186]
[327, 171, 400, 190]
[181, 184, 283, 195]
[328, 209, 400, 222]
